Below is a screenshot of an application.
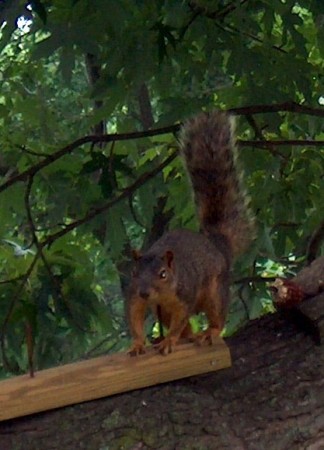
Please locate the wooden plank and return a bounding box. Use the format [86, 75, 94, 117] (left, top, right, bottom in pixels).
[0, 339, 231, 422]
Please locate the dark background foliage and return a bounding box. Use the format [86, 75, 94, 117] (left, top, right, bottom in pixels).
[0, 0, 323, 376]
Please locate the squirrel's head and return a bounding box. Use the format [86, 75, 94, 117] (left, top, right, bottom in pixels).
[131, 250, 177, 302]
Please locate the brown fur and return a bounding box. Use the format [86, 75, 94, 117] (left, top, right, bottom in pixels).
[181, 111, 255, 256]
[128, 111, 255, 355]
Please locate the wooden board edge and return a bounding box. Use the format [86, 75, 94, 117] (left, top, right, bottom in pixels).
[0, 339, 231, 422]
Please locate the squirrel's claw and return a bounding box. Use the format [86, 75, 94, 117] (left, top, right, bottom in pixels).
[194, 328, 220, 346]
[128, 341, 146, 357]
[154, 336, 178, 355]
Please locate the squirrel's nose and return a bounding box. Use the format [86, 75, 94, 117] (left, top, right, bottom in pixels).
[139, 290, 150, 300]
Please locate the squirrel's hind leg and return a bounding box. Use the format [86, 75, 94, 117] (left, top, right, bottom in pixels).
[195, 273, 229, 345]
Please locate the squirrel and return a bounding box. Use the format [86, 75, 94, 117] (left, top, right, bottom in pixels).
[127, 110, 255, 355]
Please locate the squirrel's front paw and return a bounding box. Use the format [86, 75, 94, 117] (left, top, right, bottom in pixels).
[154, 336, 178, 355]
[128, 340, 146, 357]
[194, 327, 221, 346]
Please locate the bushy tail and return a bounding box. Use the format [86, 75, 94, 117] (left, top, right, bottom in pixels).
[180, 110, 255, 257]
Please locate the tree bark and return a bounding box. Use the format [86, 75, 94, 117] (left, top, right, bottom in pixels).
[1, 295, 324, 450]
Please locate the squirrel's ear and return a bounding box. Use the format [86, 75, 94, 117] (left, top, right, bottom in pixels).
[163, 250, 174, 268]
[132, 249, 142, 261]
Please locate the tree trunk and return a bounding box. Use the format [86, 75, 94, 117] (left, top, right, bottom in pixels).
[1, 295, 324, 450]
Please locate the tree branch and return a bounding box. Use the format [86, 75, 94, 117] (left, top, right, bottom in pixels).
[0, 102, 322, 195]
[229, 102, 324, 117]
[234, 275, 276, 284]
[188, 0, 250, 22]
[217, 21, 287, 54]
[0, 125, 179, 194]
[238, 139, 324, 147]
[0, 275, 25, 285]
[189, 0, 287, 54]
[41, 151, 178, 249]
[244, 114, 288, 159]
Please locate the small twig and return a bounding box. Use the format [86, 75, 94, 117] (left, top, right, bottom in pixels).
[35, 222, 68, 232]
[229, 102, 324, 117]
[81, 334, 125, 359]
[17, 144, 48, 158]
[108, 140, 118, 190]
[188, 0, 250, 21]
[190, 0, 287, 53]
[128, 194, 146, 229]
[0, 250, 41, 372]
[237, 284, 250, 320]
[216, 0, 250, 20]
[25, 320, 34, 377]
[24, 176, 92, 335]
[0, 251, 40, 335]
[238, 139, 324, 147]
[222, 22, 287, 54]
[245, 114, 287, 159]
[179, 9, 201, 40]
[0, 330, 14, 373]
[245, 114, 265, 140]
[0, 125, 179, 194]
[234, 275, 277, 284]
[271, 222, 300, 232]
[0, 275, 25, 285]
[42, 151, 178, 248]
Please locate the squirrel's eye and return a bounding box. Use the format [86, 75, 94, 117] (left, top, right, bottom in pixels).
[159, 269, 167, 279]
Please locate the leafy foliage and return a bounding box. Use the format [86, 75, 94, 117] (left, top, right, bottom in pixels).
[0, 0, 323, 377]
